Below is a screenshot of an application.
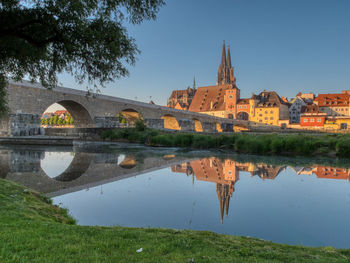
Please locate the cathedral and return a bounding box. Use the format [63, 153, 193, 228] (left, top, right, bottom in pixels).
[188, 41, 241, 119]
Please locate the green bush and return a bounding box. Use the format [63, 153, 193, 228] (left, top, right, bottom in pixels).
[270, 137, 284, 154]
[336, 138, 350, 157]
[173, 134, 193, 147]
[150, 134, 174, 147]
[192, 135, 215, 149]
[135, 118, 146, 131]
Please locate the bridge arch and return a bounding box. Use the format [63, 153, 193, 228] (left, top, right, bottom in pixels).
[192, 118, 203, 132]
[40, 151, 94, 182]
[162, 114, 181, 130]
[216, 123, 223, 132]
[119, 156, 136, 169]
[42, 100, 93, 128]
[237, 112, 249, 121]
[118, 108, 141, 126]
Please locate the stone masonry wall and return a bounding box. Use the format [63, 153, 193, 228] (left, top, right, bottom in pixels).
[9, 114, 43, 136]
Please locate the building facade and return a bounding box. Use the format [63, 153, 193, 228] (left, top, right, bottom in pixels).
[314, 93, 350, 117]
[289, 96, 307, 123]
[300, 105, 327, 127]
[167, 85, 196, 110]
[250, 91, 290, 126]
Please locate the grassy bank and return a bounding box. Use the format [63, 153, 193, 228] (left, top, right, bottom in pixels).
[1, 179, 350, 262]
[101, 128, 350, 158]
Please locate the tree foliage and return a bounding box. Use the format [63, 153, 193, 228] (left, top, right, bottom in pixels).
[0, 0, 165, 113]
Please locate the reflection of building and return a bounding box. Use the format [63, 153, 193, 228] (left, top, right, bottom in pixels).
[172, 158, 285, 223]
[173, 158, 350, 224]
[312, 166, 350, 180]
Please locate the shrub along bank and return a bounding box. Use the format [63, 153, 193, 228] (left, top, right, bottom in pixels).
[1, 178, 350, 263]
[101, 128, 350, 158]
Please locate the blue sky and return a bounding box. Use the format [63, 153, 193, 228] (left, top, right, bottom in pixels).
[58, 0, 350, 106]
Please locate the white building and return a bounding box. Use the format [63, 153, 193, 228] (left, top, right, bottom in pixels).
[289, 97, 307, 123]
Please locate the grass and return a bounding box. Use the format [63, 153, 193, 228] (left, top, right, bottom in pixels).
[1, 179, 350, 262]
[101, 128, 350, 158]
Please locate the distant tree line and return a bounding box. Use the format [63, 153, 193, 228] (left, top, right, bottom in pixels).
[41, 115, 74, 126]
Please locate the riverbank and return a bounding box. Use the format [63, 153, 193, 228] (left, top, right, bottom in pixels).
[101, 128, 350, 158]
[1, 179, 349, 262]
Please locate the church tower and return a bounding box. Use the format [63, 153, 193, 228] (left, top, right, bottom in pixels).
[217, 41, 236, 86]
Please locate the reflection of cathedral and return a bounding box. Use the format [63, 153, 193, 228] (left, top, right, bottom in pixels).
[173, 158, 350, 224]
[172, 158, 286, 223]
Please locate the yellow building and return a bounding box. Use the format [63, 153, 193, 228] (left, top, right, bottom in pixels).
[325, 116, 350, 130]
[249, 91, 290, 126]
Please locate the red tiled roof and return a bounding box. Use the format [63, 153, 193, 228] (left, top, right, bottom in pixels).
[54, 110, 67, 115]
[314, 93, 349, 107]
[301, 105, 326, 115]
[189, 84, 236, 112]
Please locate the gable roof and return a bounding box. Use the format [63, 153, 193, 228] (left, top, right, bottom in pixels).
[254, 91, 289, 107]
[314, 93, 349, 107]
[189, 84, 236, 112]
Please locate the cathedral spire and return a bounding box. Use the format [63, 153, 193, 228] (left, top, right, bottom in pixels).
[217, 41, 236, 86]
[226, 45, 232, 68]
[193, 76, 196, 90]
[220, 40, 226, 67]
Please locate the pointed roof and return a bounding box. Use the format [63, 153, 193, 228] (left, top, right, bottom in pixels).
[220, 40, 226, 67]
[226, 45, 232, 68]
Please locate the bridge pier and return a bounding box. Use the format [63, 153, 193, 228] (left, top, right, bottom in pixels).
[144, 118, 164, 129]
[94, 117, 119, 128]
[178, 119, 195, 132]
[221, 123, 234, 132]
[0, 113, 43, 137]
[202, 122, 217, 133]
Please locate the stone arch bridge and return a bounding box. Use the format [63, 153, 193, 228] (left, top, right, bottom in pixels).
[0, 81, 270, 136]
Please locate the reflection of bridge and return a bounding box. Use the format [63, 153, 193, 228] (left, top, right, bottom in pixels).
[1, 81, 279, 136]
[0, 148, 195, 197]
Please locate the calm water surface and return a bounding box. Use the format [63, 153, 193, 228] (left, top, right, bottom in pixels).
[2, 144, 350, 248]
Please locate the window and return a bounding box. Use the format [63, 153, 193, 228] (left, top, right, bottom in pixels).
[265, 111, 268, 114]
[259, 114, 262, 117]
[265, 117, 268, 120]
[303, 119, 308, 122]
[259, 120, 262, 122]
[270, 111, 273, 114]
[270, 117, 274, 120]
[310, 118, 314, 122]
[229, 95, 233, 99]
[317, 118, 321, 122]
[238, 105, 241, 109]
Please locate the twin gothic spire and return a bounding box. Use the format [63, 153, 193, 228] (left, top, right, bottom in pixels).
[217, 41, 236, 86]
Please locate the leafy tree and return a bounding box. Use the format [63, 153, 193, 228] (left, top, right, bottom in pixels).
[0, 0, 165, 114]
[52, 115, 58, 125]
[57, 118, 62, 125]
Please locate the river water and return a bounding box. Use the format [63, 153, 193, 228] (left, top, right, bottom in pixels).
[1, 143, 350, 248]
